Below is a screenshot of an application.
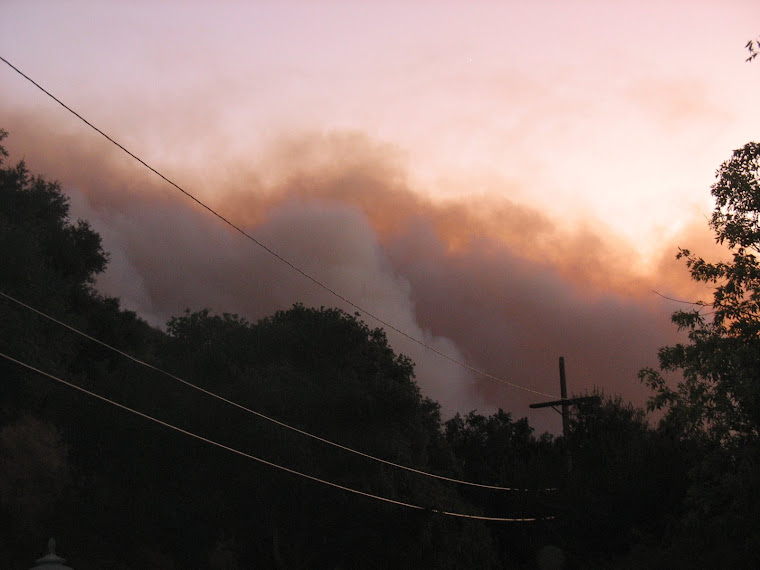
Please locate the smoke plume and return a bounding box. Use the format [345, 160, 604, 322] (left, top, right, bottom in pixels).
[2, 109, 724, 429]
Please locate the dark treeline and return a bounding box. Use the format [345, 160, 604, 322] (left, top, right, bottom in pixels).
[1, 129, 759, 568]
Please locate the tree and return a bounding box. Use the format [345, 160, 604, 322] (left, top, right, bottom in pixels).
[747, 37, 759, 63]
[640, 142, 760, 443]
[0, 128, 109, 387]
[444, 410, 560, 567]
[164, 305, 498, 568]
[561, 392, 689, 564]
[444, 409, 559, 492]
[0, 130, 107, 304]
[639, 142, 760, 564]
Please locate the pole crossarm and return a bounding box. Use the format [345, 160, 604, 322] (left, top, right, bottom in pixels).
[528, 357, 599, 474]
[528, 396, 600, 409]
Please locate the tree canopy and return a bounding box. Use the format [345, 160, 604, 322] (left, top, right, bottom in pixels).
[640, 141, 760, 564]
[640, 142, 760, 443]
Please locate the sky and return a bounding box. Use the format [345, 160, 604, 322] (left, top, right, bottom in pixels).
[1, 1, 759, 431]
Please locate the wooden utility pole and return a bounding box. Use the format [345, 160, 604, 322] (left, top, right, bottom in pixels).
[529, 357, 599, 473]
[559, 356, 569, 444]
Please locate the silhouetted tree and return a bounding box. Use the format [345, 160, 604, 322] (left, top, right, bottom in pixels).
[444, 410, 560, 567]
[747, 37, 759, 62]
[164, 305, 498, 568]
[640, 142, 760, 565]
[559, 392, 689, 565]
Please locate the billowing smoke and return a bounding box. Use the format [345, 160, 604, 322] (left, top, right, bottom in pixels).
[2, 109, 724, 428]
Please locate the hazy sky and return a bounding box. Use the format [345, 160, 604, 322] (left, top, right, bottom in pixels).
[2, 1, 758, 429]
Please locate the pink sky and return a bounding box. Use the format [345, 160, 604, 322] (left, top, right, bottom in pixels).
[2, 1, 757, 254]
[1, 1, 759, 428]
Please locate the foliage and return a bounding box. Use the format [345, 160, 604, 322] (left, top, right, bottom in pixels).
[640, 142, 760, 443]
[561, 392, 689, 563]
[639, 141, 760, 565]
[163, 305, 497, 568]
[445, 409, 559, 491]
[747, 37, 759, 63]
[0, 127, 110, 401]
[444, 410, 561, 567]
[0, 129, 107, 303]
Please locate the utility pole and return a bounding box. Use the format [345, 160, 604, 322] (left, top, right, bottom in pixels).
[529, 357, 599, 473]
[559, 356, 569, 446]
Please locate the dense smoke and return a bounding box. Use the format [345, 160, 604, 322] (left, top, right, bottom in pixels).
[2, 110, 724, 428]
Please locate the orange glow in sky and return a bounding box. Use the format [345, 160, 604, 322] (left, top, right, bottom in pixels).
[1, 1, 759, 421]
[2, 1, 758, 262]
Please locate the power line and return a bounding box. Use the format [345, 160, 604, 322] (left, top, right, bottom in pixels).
[0, 350, 553, 523]
[0, 55, 556, 400]
[651, 290, 707, 306]
[0, 290, 555, 492]
[651, 290, 715, 316]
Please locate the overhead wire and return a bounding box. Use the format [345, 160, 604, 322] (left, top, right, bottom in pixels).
[0, 290, 556, 492]
[651, 290, 708, 306]
[0, 55, 556, 400]
[0, 350, 553, 523]
[651, 290, 715, 316]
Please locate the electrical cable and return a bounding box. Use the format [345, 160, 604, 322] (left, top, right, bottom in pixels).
[651, 290, 715, 316]
[0, 290, 556, 492]
[0, 350, 554, 523]
[0, 55, 557, 400]
[651, 290, 707, 306]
